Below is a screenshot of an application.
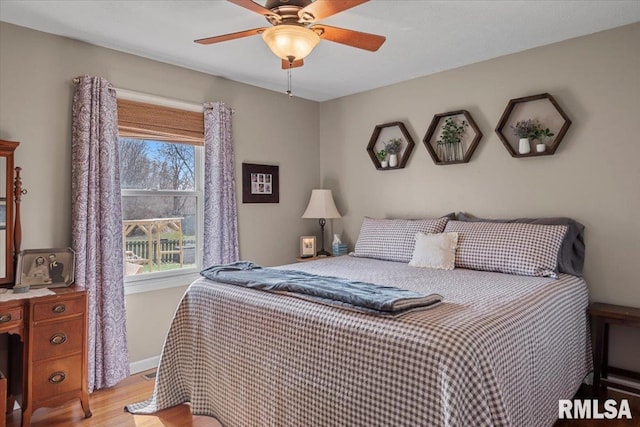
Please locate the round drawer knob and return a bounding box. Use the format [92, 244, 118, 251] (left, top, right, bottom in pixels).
[0, 314, 12, 323]
[49, 371, 66, 384]
[50, 333, 67, 345]
[52, 304, 66, 314]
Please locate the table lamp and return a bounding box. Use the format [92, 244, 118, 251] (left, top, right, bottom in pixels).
[302, 189, 341, 256]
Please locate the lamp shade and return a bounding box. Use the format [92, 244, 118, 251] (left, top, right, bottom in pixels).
[302, 189, 341, 219]
[262, 25, 320, 61]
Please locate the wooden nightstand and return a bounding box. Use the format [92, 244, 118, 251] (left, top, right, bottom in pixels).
[587, 303, 640, 397]
[295, 255, 333, 263]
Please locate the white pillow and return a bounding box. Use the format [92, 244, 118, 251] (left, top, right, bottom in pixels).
[408, 232, 458, 270]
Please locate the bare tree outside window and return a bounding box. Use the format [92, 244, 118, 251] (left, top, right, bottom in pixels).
[119, 139, 156, 190]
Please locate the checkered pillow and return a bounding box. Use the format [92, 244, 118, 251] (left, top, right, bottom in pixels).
[444, 220, 568, 277]
[352, 217, 449, 263]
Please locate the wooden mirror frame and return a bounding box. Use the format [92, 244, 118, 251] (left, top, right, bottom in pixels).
[0, 139, 19, 287]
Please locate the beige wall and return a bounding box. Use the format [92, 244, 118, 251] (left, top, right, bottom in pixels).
[0, 22, 320, 363]
[1, 20, 638, 372]
[319, 24, 640, 370]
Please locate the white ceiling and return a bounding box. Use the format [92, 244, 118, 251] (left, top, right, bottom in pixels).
[1, 1, 639, 101]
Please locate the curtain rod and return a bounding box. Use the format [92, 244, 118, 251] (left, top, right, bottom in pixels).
[73, 77, 236, 114]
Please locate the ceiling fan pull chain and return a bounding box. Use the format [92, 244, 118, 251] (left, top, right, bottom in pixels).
[286, 55, 294, 98]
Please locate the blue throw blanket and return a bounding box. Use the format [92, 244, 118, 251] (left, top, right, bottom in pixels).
[200, 261, 442, 316]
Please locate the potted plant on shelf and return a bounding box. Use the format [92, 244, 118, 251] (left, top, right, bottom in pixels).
[511, 119, 554, 154]
[531, 124, 555, 153]
[437, 117, 468, 162]
[376, 149, 388, 168]
[511, 119, 535, 154]
[384, 138, 402, 168]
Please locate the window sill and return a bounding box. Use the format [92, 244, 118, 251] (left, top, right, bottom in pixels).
[124, 270, 201, 295]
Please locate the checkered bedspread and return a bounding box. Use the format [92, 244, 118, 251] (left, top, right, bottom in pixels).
[127, 256, 592, 427]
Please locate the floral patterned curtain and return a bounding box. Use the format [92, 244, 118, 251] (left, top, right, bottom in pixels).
[71, 75, 129, 392]
[203, 102, 239, 267]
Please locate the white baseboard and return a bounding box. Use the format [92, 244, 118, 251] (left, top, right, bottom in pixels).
[130, 355, 160, 374]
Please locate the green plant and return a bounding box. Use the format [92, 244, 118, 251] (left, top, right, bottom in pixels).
[437, 117, 468, 146]
[384, 138, 402, 154]
[376, 149, 386, 161]
[531, 125, 555, 142]
[511, 119, 554, 141]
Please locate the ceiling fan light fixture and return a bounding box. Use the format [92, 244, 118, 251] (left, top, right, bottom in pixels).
[262, 25, 320, 61]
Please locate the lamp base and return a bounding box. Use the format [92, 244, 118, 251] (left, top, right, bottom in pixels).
[316, 218, 331, 257]
[316, 249, 331, 257]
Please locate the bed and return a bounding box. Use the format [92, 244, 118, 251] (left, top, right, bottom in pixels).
[127, 253, 591, 427]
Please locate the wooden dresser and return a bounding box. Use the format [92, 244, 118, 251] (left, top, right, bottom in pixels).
[0, 286, 91, 426]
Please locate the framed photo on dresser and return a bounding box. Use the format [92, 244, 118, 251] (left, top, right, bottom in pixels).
[16, 247, 75, 288]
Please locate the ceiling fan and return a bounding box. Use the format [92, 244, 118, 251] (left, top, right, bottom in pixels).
[195, 0, 386, 70]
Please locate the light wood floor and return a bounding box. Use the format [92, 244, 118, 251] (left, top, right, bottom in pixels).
[6, 369, 222, 427]
[5, 370, 639, 426]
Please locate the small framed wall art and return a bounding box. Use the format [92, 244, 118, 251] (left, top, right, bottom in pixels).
[242, 163, 280, 203]
[300, 236, 316, 258]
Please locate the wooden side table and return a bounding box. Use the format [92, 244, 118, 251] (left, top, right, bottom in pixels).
[587, 303, 640, 397]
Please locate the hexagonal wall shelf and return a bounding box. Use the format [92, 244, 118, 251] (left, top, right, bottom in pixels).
[366, 121, 415, 171]
[422, 110, 482, 165]
[495, 93, 571, 158]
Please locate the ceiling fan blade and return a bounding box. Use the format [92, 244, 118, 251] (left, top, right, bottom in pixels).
[228, 0, 278, 19]
[313, 24, 386, 51]
[281, 58, 304, 69]
[194, 28, 268, 45]
[298, 0, 368, 22]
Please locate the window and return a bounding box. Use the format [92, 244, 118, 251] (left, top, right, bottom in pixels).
[116, 96, 204, 291]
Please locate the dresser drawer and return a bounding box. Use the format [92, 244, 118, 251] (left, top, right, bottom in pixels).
[33, 295, 84, 322]
[32, 317, 83, 361]
[0, 305, 23, 330]
[32, 354, 82, 403]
